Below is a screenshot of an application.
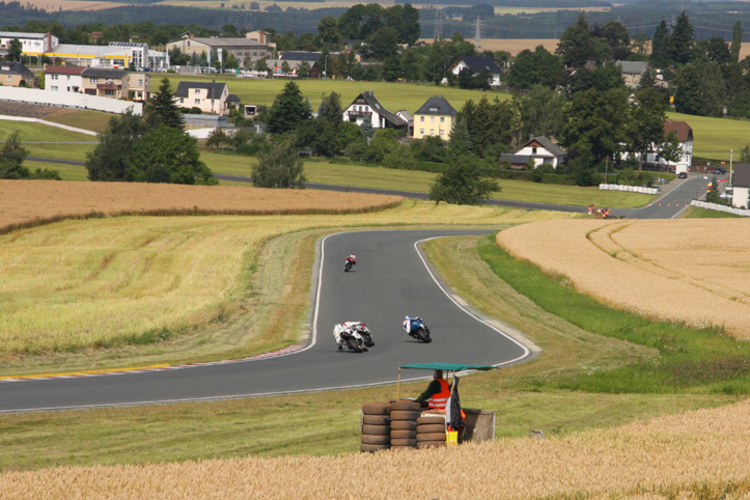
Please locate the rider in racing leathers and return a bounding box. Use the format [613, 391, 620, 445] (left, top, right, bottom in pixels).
[333, 322, 368, 351]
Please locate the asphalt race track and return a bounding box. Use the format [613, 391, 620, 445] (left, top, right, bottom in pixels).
[0, 229, 531, 413]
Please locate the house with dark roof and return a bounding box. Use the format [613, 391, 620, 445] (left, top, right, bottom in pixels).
[80, 67, 130, 99]
[175, 81, 231, 115]
[500, 136, 566, 169]
[448, 55, 502, 86]
[616, 60, 649, 88]
[640, 119, 693, 173]
[343, 91, 407, 130]
[0, 61, 35, 87]
[731, 163, 750, 209]
[44, 65, 85, 94]
[413, 95, 457, 141]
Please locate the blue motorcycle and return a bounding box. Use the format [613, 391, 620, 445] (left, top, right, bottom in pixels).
[402, 316, 432, 343]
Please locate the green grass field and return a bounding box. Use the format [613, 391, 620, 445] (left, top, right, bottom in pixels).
[203, 152, 655, 207]
[161, 75, 505, 115]
[668, 111, 750, 162]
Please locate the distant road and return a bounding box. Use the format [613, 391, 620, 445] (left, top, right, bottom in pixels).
[28, 158, 704, 219]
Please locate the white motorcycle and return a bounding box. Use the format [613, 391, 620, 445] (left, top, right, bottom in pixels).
[333, 323, 368, 353]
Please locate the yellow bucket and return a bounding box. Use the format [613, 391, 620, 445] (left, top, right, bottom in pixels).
[446, 430, 458, 446]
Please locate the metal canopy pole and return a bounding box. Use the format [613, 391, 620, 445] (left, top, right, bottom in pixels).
[498, 369, 502, 412]
[396, 367, 402, 400]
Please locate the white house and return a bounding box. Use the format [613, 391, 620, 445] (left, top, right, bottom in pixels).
[44, 65, 85, 93]
[647, 120, 693, 174]
[499, 136, 566, 169]
[731, 163, 750, 209]
[343, 91, 408, 130]
[448, 55, 502, 87]
[175, 81, 231, 115]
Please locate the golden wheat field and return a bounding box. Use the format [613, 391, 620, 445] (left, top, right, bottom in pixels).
[0, 179, 403, 233]
[497, 218, 750, 339]
[1, 398, 749, 499]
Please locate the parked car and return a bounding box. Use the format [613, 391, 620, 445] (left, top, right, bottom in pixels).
[677, 171, 688, 179]
[712, 167, 726, 174]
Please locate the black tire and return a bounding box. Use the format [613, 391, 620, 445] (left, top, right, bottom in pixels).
[416, 416, 445, 425]
[361, 424, 390, 436]
[347, 338, 362, 353]
[361, 443, 390, 453]
[391, 430, 417, 440]
[390, 420, 418, 431]
[344, 262, 353, 272]
[362, 414, 389, 425]
[417, 432, 446, 442]
[417, 423, 445, 434]
[362, 402, 390, 416]
[361, 434, 390, 445]
[389, 410, 421, 421]
[415, 327, 429, 343]
[417, 441, 445, 449]
[363, 336, 375, 347]
[390, 400, 421, 412]
[390, 438, 417, 447]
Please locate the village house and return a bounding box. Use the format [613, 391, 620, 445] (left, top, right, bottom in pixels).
[615, 60, 648, 88]
[174, 81, 232, 115]
[44, 65, 85, 93]
[80, 67, 131, 99]
[412, 95, 457, 141]
[343, 91, 408, 131]
[448, 55, 502, 87]
[500, 136, 566, 169]
[730, 163, 750, 209]
[0, 61, 35, 87]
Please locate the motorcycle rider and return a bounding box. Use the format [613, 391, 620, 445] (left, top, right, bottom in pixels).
[403, 315, 425, 337]
[333, 323, 367, 351]
[345, 254, 356, 267]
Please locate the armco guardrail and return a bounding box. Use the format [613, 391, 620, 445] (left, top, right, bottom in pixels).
[599, 183, 661, 195]
[691, 200, 750, 217]
[0, 87, 142, 115]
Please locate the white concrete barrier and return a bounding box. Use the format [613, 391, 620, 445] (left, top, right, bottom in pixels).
[0, 87, 142, 115]
[598, 183, 660, 195]
[691, 200, 750, 217]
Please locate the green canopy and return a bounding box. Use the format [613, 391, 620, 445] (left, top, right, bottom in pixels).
[400, 362, 497, 372]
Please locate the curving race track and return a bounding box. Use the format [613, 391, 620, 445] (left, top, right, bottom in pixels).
[0, 229, 531, 413]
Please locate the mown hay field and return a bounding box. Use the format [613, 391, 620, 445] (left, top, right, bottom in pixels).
[497, 218, 750, 339]
[2, 398, 749, 499]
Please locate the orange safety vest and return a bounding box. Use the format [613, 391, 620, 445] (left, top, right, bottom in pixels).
[427, 379, 451, 411]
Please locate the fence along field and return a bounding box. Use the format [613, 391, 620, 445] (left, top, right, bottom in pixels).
[1, 398, 749, 499]
[497, 218, 750, 340]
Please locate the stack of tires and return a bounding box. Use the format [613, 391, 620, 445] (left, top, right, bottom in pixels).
[416, 415, 446, 449]
[389, 400, 422, 450]
[360, 402, 391, 453]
